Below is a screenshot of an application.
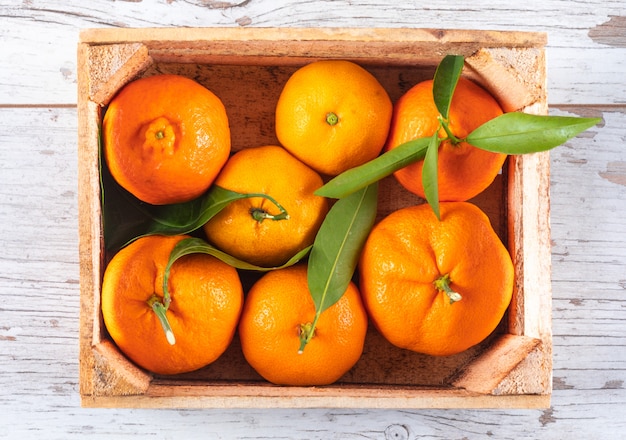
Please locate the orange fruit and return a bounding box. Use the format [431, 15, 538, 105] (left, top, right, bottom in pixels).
[203, 145, 328, 267]
[358, 202, 514, 356]
[238, 264, 368, 385]
[101, 235, 243, 375]
[275, 60, 392, 176]
[103, 74, 231, 205]
[385, 77, 505, 201]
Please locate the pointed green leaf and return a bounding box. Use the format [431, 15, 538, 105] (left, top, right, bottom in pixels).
[422, 132, 441, 220]
[163, 237, 311, 298]
[315, 137, 430, 199]
[162, 237, 311, 326]
[433, 54, 464, 119]
[104, 182, 288, 251]
[308, 183, 379, 314]
[466, 113, 602, 154]
[146, 186, 285, 233]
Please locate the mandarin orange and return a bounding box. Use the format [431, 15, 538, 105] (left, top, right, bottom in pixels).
[101, 235, 243, 375]
[238, 264, 368, 385]
[203, 145, 328, 267]
[103, 74, 230, 205]
[358, 202, 514, 356]
[385, 77, 505, 201]
[275, 60, 392, 176]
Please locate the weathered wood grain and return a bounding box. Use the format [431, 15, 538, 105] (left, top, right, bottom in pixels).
[1, 0, 626, 437]
[1, 0, 625, 106]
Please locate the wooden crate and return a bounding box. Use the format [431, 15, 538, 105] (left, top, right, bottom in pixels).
[77, 27, 552, 409]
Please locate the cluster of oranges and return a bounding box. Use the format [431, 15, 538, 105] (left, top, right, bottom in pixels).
[101, 60, 514, 385]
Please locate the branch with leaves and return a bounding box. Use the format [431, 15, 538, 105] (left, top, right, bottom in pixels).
[316, 54, 601, 220]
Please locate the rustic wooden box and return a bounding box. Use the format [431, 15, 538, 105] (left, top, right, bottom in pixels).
[78, 27, 552, 409]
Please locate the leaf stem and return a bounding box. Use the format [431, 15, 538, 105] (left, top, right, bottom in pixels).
[147, 294, 176, 345]
[438, 116, 461, 145]
[249, 206, 289, 222]
[247, 192, 290, 222]
[434, 274, 462, 304]
[298, 313, 321, 354]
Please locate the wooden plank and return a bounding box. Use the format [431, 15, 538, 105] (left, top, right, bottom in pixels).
[77, 42, 101, 399]
[79, 28, 547, 70]
[452, 334, 544, 394]
[78, 27, 547, 47]
[86, 43, 153, 106]
[2, 2, 626, 106]
[81, 387, 551, 410]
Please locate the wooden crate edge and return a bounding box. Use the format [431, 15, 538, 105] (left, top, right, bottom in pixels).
[78, 31, 552, 406]
[78, 27, 547, 48]
[77, 42, 102, 398]
[81, 385, 551, 409]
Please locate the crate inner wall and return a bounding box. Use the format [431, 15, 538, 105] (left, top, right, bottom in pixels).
[100, 58, 507, 386]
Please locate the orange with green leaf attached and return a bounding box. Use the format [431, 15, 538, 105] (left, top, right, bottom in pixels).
[385, 77, 505, 202]
[238, 264, 368, 386]
[359, 201, 514, 356]
[101, 235, 243, 375]
[203, 145, 329, 267]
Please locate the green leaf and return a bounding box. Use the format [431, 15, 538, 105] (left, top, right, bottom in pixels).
[315, 137, 430, 199]
[433, 54, 464, 119]
[104, 183, 288, 252]
[161, 237, 311, 339]
[466, 113, 602, 154]
[163, 237, 311, 298]
[307, 183, 379, 315]
[147, 186, 287, 233]
[422, 132, 442, 220]
[101, 156, 160, 251]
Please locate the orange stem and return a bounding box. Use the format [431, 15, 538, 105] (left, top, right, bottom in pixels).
[434, 274, 462, 304]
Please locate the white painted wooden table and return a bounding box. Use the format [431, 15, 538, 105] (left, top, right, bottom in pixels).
[1, 1, 624, 438]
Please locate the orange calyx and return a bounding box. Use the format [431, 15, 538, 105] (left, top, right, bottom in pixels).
[249, 204, 289, 223]
[325, 111, 339, 126]
[143, 116, 177, 156]
[437, 115, 462, 145]
[433, 273, 462, 304]
[298, 321, 316, 354]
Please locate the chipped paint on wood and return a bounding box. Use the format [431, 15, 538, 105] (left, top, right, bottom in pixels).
[599, 161, 626, 186]
[589, 15, 626, 48]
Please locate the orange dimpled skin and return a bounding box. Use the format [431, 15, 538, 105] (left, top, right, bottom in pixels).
[385, 77, 506, 202]
[359, 202, 514, 356]
[275, 60, 392, 176]
[238, 265, 368, 386]
[103, 74, 231, 205]
[101, 235, 243, 375]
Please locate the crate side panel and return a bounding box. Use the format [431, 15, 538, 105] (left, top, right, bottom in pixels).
[82, 382, 551, 409]
[79, 27, 547, 49]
